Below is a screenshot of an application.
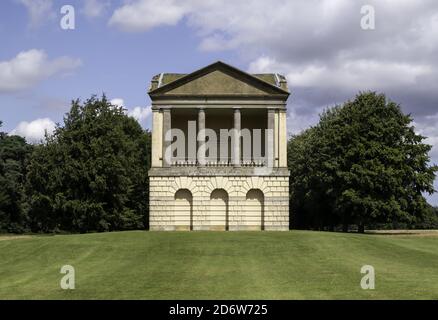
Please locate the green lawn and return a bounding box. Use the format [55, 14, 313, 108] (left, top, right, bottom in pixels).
[0, 231, 437, 299]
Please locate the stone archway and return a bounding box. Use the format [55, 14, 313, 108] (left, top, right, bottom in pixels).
[245, 189, 265, 230]
[210, 189, 229, 231]
[174, 189, 193, 231]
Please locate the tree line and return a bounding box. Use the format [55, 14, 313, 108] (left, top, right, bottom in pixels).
[1, 96, 150, 233]
[0, 92, 437, 233]
[288, 92, 438, 232]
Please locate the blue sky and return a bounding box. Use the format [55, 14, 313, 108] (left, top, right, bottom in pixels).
[0, 0, 437, 204]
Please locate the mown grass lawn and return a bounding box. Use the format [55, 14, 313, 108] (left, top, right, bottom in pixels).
[0, 230, 437, 299]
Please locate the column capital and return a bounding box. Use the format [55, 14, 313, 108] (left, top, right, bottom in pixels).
[233, 107, 241, 111]
[198, 106, 205, 111]
[267, 107, 278, 112]
[161, 106, 172, 111]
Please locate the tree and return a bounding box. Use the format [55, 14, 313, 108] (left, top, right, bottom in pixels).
[26, 96, 151, 233]
[288, 92, 437, 232]
[414, 205, 438, 229]
[0, 122, 33, 232]
[288, 128, 337, 230]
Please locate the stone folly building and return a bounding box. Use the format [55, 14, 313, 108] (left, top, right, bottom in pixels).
[148, 61, 290, 231]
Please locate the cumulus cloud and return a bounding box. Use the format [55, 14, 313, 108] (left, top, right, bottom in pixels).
[108, 2, 438, 114]
[250, 56, 433, 91]
[10, 118, 56, 143]
[9, 104, 152, 144]
[109, 0, 189, 31]
[0, 49, 82, 93]
[110, 98, 125, 107]
[110, 98, 151, 123]
[109, 0, 438, 115]
[128, 106, 152, 123]
[18, 0, 55, 27]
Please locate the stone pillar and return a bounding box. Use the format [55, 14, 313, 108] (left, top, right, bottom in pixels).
[274, 109, 279, 167]
[162, 107, 172, 167]
[151, 108, 163, 167]
[279, 109, 288, 167]
[233, 107, 241, 167]
[197, 107, 206, 166]
[267, 108, 276, 167]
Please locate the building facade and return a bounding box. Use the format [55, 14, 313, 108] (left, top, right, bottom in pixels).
[148, 61, 290, 231]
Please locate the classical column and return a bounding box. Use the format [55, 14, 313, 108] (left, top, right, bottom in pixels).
[162, 107, 172, 167]
[279, 109, 288, 167]
[151, 108, 163, 167]
[233, 107, 241, 167]
[197, 107, 206, 166]
[274, 108, 279, 167]
[267, 108, 276, 167]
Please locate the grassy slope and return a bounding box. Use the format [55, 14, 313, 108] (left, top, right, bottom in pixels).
[0, 231, 437, 299]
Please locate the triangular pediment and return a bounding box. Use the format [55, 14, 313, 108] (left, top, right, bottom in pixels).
[149, 61, 289, 97]
[165, 69, 271, 95]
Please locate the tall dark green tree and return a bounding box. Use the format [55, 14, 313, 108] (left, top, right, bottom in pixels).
[412, 204, 438, 229]
[289, 92, 437, 232]
[0, 122, 33, 232]
[26, 96, 151, 232]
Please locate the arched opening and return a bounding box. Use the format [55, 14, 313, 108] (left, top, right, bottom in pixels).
[210, 189, 229, 231]
[174, 189, 193, 231]
[245, 189, 265, 230]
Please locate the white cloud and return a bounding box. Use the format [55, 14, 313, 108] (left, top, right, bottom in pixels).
[10, 118, 56, 143]
[83, 0, 110, 18]
[109, 1, 438, 115]
[8, 104, 152, 144]
[110, 98, 125, 107]
[128, 106, 152, 123]
[109, 0, 189, 32]
[0, 49, 82, 93]
[18, 0, 55, 27]
[249, 56, 433, 92]
[110, 98, 151, 123]
[108, 0, 438, 71]
[109, 0, 356, 46]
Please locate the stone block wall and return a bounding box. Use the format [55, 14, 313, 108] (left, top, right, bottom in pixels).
[149, 175, 289, 231]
